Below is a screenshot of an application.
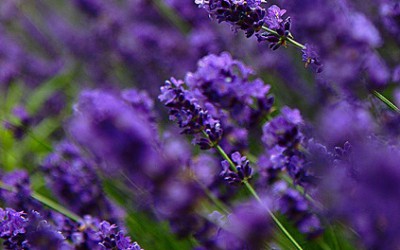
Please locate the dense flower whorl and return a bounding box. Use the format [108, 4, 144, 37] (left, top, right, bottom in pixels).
[0, 208, 142, 250]
[185, 52, 273, 126]
[197, 0, 266, 37]
[197, 0, 295, 51]
[256, 5, 293, 50]
[68, 88, 188, 207]
[271, 181, 322, 238]
[220, 152, 253, 185]
[0, 170, 44, 213]
[262, 106, 303, 149]
[41, 141, 122, 222]
[159, 78, 223, 149]
[259, 107, 321, 188]
[214, 199, 272, 249]
[75, 216, 142, 250]
[0, 208, 67, 250]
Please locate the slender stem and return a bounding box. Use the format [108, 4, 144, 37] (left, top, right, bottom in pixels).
[215, 145, 237, 172]
[243, 181, 304, 250]
[372, 90, 400, 112]
[31, 192, 81, 222]
[208, 137, 304, 250]
[261, 26, 306, 50]
[195, 179, 231, 214]
[0, 181, 81, 222]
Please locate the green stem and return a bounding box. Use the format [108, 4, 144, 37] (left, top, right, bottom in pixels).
[372, 90, 400, 112]
[215, 145, 237, 172]
[31, 192, 81, 222]
[261, 26, 306, 50]
[210, 139, 303, 250]
[243, 181, 304, 250]
[196, 179, 231, 214]
[0, 181, 81, 222]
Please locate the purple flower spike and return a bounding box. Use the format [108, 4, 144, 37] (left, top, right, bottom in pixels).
[262, 106, 303, 149]
[159, 78, 223, 149]
[41, 141, 122, 222]
[197, 0, 266, 37]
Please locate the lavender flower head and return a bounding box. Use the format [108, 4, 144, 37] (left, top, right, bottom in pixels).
[0, 170, 44, 213]
[159, 78, 223, 149]
[41, 141, 122, 222]
[317, 101, 375, 146]
[185, 52, 272, 126]
[256, 5, 292, 50]
[196, 0, 266, 37]
[271, 181, 322, 237]
[75, 216, 142, 249]
[262, 106, 303, 149]
[0, 208, 68, 250]
[70, 89, 158, 176]
[220, 152, 253, 185]
[215, 199, 272, 249]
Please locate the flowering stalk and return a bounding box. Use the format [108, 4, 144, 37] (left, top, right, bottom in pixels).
[207, 133, 304, 250]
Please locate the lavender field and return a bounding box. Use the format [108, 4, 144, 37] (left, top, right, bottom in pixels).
[1, 0, 400, 249]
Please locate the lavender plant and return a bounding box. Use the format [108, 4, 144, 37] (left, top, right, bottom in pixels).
[1, 0, 400, 249]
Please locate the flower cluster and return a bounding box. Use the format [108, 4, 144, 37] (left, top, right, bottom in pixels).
[220, 152, 253, 185]
[159, 78, 223, 149]
[197, 0, 266, 37]
[197, 1, 295, 50]
[0, 208, 142, 250]
[41, 141, 122, 222]
[1, 0, 400, 249]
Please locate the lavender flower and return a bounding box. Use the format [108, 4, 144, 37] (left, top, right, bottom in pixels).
[3, 106, 32, 140]
[197, 0, 266, 37]
[0, 208, 69, 250]
[264, 5, 287, 30]
[279, 0, 389, 91]
[41, 141, 122, 222]
[69, 89, 160, 181]
[220, 152, 253, 185]
[259, 107, 320, 187]
[262, 106, 303, 149]
[393, 65, 400, 83]
[0, 170, 42, 213]
[75, 217, 142, 250]
[185, 52, 273, 127]
[0, 208, 27, 249]
[159, 78, 223, 149]
[317, 101, 375, 146]
[215, 199, 272, 249]
[256, 15, 292, 50]
[271, 181, 322, 238]
[380, 1, 400, 41]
